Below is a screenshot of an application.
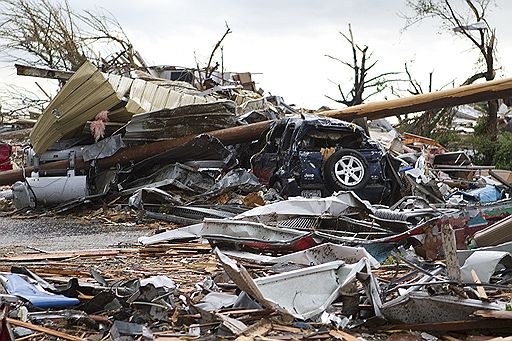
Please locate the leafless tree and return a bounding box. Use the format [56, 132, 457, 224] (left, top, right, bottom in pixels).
[403, 0, 498, 139]
[193, 22, 232, 90]
[0, 0, 146, 73]
[205, 22, 231, 80]
[326, 24, 398, 107]
[402, 62, 432, 96]
[393, 61, 459, 136]
[0, 84, 48, 119]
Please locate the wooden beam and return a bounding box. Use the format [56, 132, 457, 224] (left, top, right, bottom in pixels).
[320, 76, 512, 121]
[0, 248, 138, 262]
[440, 222, 462, 283]
[15, 64, 74, 81]
[7, 318, 86, 341]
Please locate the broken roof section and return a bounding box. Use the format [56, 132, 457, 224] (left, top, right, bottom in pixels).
[214, 248, 375, 320]
[233, 191, 374, 223]
[30, 61, 126, 155]
[29, 61, 221, 155]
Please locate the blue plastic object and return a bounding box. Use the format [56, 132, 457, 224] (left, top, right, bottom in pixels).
[453, 185, 503, 204]
[0, 273, 79, 308]
[399, 166, 414, 172]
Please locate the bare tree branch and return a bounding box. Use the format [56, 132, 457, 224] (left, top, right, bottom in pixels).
[460, 71, 487, 85]
[205, 22, 232, 79]
[0, 0, 144, 72]
[403, 0, 498, 139]
[326, 24, 397, 107]
[0, 83, 49, 119]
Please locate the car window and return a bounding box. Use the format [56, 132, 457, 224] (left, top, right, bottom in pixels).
[280, 124, 295, 151]
[260, 124, 286, 153]
[304, 129, 363, 149]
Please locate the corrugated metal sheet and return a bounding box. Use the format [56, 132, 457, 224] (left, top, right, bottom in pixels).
[473, 214, 512, 247]
[31, 61, 221, 154]
[30, 61, 125, 155]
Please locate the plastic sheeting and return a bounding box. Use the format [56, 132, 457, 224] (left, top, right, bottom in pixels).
[453, 185, 503, 204]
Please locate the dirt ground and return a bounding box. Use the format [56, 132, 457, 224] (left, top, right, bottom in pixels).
[0, 216, 157, 255]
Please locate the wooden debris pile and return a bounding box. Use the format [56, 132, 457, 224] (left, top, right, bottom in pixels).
[0, 240, 512, 340]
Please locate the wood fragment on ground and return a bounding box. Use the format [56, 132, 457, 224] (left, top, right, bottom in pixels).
[7, 318, 87, 341]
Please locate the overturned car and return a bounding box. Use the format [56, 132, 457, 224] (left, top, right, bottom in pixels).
[250, 116, 401, 204]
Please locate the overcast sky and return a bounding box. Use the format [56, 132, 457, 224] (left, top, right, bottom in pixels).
[1, 0, 512, 109]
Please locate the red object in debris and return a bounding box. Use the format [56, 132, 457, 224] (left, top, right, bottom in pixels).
[0, 144, 13, 171]
[241, 234, 318, 252]
[0, 304, 12, 341]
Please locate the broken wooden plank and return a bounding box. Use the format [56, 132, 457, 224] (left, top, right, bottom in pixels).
[471, 269, 488, 299]
[440, 222, 462, 283]
[329, 329, 361, 341]
[7, 318, 86, 341]
[15, 64, 74, 81]
[15, 332, 45, 341]
[0, 248, 138, 262]
[402, 132, 445, 149]
[235, 318, 272, 341]
[474, 310, 512, 320]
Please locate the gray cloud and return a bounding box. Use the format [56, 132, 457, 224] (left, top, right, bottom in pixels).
[2, 0, 512, 108]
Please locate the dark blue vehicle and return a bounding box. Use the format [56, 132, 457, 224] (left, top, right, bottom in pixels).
[250, 116, 400, 204]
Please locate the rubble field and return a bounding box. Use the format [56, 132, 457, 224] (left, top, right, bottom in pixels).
[1, 61, 512, 340]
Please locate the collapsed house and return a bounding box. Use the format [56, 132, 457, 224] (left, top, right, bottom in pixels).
[2, 61, 512, 339]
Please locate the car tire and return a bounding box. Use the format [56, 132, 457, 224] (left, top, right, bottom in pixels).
[324, 149, 370, 191]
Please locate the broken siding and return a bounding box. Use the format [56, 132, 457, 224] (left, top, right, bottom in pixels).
[31, 62, 221, 154]
[30, 61, 125, 155]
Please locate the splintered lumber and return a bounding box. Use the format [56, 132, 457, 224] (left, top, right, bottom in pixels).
[0, 248, 138, 262]
[7, 318, 86, 341]
[471, 269, 488, 299]
[440, 223, 462, 283]
[235, 319, 272, 341]
[402, 132, 445, 149]
[320, 76, 512, 121]
[329, 330, 360, 341]
[139, 243, 212, 257]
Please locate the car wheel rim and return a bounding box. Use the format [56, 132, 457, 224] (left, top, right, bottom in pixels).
[334, 155, 365, 187]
